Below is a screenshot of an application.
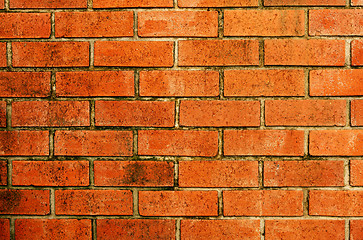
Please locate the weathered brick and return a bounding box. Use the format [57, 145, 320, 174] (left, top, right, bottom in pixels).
[0, 42, 6, 67]
[10, 0, 87, 8]
[351, 220, 363, 240]
[0, 219, 9, 240]
[0, 161, 6, 185]
[178, 0, 258, 7]
[352, 100, 363, 126]
[352, 0, 363, 5]
[93, 0, 173, 8]
[0, 101, 5, 127]
[352, 40, 363, 66]
[264, 0, 345, 5]
[351, 160, 363, 186]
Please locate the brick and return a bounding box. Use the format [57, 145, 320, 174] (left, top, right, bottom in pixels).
[179, 160, 258, 187]
[139, 191, 218, 216]
[139, 71, 219, 97]
[138, 130, 218, 156]
[0, 101, 5, 127]
[95, 101, 175, 127]
[181, 220, 260, 240]
[0, 13, 50, 38]
[0, 42, 6, 67]
[352, 40, 363, 66]
[265, 220, 345, 240]
[225, 10, 304, 36]
[93, 0, 173, 8]
[0, 189, 49, 215]
[0, 161, 6, 185]
[310, 69, 363, 96]
[224, 190, 303, 216]
[265, 100, 346, 126]
[138, 11, 218, 37]
[352, 0, 363, 5]
[54, 131, 133, 156]
[15, 219, 91, 240]
[0, 131, 49, 156]
[55, 190, 133, 215]
[56, 71, 134, 97]
[178, 40, 259, 66]
[178, 0, 258, 7]
[264, 160, 344, 187]
[264, 0, 345, 5]
[351, 220, 363, 240]
[0, 0, 3, 8]
[97, 219, 175, 240]
[94, 161, 174, 187]
[0, 219, 9, 240]
[309, 190, 363, 216]
[224, 130, 304, 156]
[10, 0, 87, 8]
[94, 41, 173, 67]
[224, 69, 305, 97]
[12, 101, 90, 127]
[265, 39, 345, 66]
[310, 10, 363, 36]
[55, 12, 133, 38]
[352, 100, 363, 126]
[12, 42, 89, 67]
[351, 160, 363, 186]
[310, 130, 363, 156]
[12, 161, 89, 186]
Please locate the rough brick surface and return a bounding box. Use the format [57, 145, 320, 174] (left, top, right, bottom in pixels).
[351, 160, 363, 186]
[0, 42, 6, 67]
[352, 40, 363, 66]
[352, 0, 363, 5]
[178, 0, 258, 7]
[0, 219, 9, 239]
[0, 101, 6, 127]
[10, 0, 87, 8]
[0, 161, 6, 185]
[352, 100, 363, 126]
[351, 220, 363, 240]
[93, 0, 173, 8]
[264, 0, 345, 5]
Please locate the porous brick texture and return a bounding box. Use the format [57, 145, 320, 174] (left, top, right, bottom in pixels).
[0, 0, 362, 239]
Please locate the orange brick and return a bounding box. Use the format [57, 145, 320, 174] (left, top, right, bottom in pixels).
[180, 100, 260, 127]
[12, 161, 89, 186]
[224, 130, 304, 156]
[138, 130, 218, 157]
[225, 10, 304, 36]
[265, 100, 346, 126]
[0, 161, 6, 185]
[351, 160, 363, 186]
[94, 161, 174, 187]
[309, 190, 363, 216]
[12, 42, 89, 67]
[264, 0, 345, 5]
[178, 0, 258, 7]
[55, 190, 133, 215]
[0, 101, 5, 127]
[352, 40, 363, 66]
[139, 71, 219, 97]
[351, 220, 363, 240]
[93, 0, 173, 8]
[179, 160, 259, 187]
[55, 11, 133, 37]
[15, 219, 91, 240]
[10, 0, 87, 8]
[138, 11, 218, 37]
[178, 40, 259, 66]
[223, 190, 303, 216]
[56, 71, 134, 97]
[0, 219, 9, 240]
[310, 130, 363, 156]
[352, 0, 363, 5]
[95, 101, 175, 127]
[12, 101, 90, 127]
[0, 0, 3, 8]
[352, 100, 363, 126]
[94, 41, 173, 67]
[0, 13, 50, 38]
[139, 191, 218, 216]
[264, 160, 344, 187]
[0, 42, 6, 67]
[265, 39, 345, 66]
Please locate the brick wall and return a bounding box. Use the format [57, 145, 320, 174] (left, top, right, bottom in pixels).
[0, 0, 362, 239]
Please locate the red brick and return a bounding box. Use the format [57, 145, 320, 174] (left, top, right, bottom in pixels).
[351, 160, 363, 186]
[10, 0, 87, 8]
[55, 12, 133, 38]
[93, 0, 173, 8]
[0, 0, 3, 8]
[224, 69, 305, 97]
[0, 161, 6, 185]
[265, 220, 345, 240]
[352, 100, 363, 126]
[310, 10, 363, 36]
[94, 41, 173, 67]
[0, 189, 49, 215]
[310, 69, 363, 96]
[264, 0, 345, 5]
[310, 130, 363, 156]
[351, 220, 363, 240]
[0, 101, 5, 127]
[97, 219, 175, 240]
[178, 0, 258, 7]
[224, 190, 303, 216]
[55, 190, 133, 215]
[352, 40, 363, 66]
[15, 219, 91, 240]
[264, 160, 344, 187]
[94, 161, 174, 187]
[0, 131, 49, 156]
[56, 71, 134, 97]
[0, 42, 6, 67]
[12, 101, 90, 127]
[138, 11, 218, 37]
[309, 190, 363, 216]
[54, 130, 133, 156]
[352, 0, 363, 6]
[95, 101, 175, 127]
[181, 220, 260, 240]
[265, 39, 345, 66]
[224, 130, 304, 156]
[12, 161, 89, 186]
[12, 42, 89, 67]
[178, 40, 259, 66]
[138, 130, 218, 157]
[139, 191, 218, 216]
[225, 10, 304, 36]
[179, 160, 258, 187]
[0, 219, 9, 240]
[265, 100, 346, 126]
[139, 70, 219, 97]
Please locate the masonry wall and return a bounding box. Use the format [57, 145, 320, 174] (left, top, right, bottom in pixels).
[0, 0, 363, 239]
